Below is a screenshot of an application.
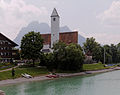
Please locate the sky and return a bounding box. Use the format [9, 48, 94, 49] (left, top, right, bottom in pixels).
[0, 0, 120, 45]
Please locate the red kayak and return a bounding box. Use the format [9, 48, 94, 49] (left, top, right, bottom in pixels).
[46, 74, 59, 78]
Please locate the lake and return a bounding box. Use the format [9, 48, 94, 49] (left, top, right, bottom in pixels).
[0, 70, 120, 95]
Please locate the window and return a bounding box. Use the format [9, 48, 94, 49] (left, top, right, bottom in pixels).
[53, 18, 56, 21]
[5, 47, 7, 50]
[0, 52, 3, 56]
[5, 41, 8, 44]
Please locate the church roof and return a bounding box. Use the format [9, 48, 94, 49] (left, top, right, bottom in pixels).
[51, 8, 59, 17]
[41, 31, 78, 45]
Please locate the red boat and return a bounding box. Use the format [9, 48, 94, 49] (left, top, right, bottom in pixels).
[46, 74, 59, 78]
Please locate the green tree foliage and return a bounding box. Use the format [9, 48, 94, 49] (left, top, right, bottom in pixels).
[117, 43, 120, 63]
[20, 31, 43, 66]
[46, 53, 56, 71]
[83, 37, 97, 56]
[103, 45, 112, 64]
[82, 37, 120, 64]
[39, 53, 47, 66]
[104, 44, 120, 64]
[83, 37, 102, 62]
[110, 44, 118, 63]
[47, 41, 85, 71]
[83, 37, 120, 64]
[64, 44, 85, 70]
[53, 41, 67, 70]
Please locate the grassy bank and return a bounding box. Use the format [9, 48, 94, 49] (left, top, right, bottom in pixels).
[0, 67, 49, 80]
[83, 63, 116, 71]
[0, 63, 117, 80]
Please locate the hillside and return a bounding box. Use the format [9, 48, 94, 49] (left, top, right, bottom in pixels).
[14, 21, 86, 47]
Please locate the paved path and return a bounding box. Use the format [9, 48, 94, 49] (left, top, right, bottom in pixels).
[0, 66, 18, 72]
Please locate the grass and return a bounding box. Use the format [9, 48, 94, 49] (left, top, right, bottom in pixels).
[0, 62, 118, 80]
[83, 63, 116, 71]
[56, 70, 80, 73]
[0, 67, 49, 80]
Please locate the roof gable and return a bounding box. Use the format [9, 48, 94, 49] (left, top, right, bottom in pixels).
[0, 33, 18, 46]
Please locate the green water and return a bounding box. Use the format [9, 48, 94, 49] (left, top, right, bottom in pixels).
[1, 70, 120, 95]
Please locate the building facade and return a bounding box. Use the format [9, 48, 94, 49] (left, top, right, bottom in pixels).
[0, 33, 18, 62]
[41, 8, 78, 52]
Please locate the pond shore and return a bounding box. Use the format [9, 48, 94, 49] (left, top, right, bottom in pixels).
[0, 67, 120, 86]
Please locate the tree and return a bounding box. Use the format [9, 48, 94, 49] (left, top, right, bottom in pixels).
[39, 53, 47, 66]
[117, 43, 120, 63]
[110, 44, 117, 63]
[83, 37, 102, 62]
[83, 37, 97, 56]
[52, 42, 85, 71]
[103, 44, 119, 64]
[105, 53, 112, 64]
[20, 31, 43, 66]
[64, 44, 85, 70]
[53, 41, 67, 68]
[46, 53, 55, 71]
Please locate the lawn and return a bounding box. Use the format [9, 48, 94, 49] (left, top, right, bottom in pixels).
[0, 67, 49, 80]
[83, 63, 116, 71]
[0, 63, 117, 80]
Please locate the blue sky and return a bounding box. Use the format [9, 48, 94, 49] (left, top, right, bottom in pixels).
[0, 0, 120, 45]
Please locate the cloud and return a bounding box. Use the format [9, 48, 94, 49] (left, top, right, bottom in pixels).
[88, 33, 120, 45]
[97, 1, 120, 26]
[43, 0, 58, 5]
[77, 28, 120, 45]
[0, 0, 48, 40]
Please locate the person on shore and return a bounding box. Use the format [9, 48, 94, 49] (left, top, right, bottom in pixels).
[12, 68, 15, 79]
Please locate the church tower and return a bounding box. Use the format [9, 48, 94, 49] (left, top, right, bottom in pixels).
[51, 8, 60, 48]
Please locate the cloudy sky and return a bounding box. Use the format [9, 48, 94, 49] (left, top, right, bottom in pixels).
[0, 0, 120, 45]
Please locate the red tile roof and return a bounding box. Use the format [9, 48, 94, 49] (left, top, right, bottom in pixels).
[41, 31, 78, 45]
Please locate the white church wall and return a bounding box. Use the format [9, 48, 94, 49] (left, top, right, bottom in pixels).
[43, 44, 50, 49]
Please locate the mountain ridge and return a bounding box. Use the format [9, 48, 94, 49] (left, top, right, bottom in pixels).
[14, 21, 86, 47]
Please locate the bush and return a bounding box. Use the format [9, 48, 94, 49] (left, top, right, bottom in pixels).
[45, 42, 85, 71]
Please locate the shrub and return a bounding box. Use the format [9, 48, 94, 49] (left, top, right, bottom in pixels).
[46, 42, 85, 71]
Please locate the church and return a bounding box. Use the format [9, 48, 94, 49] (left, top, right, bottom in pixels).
[41, 8, 78, 52]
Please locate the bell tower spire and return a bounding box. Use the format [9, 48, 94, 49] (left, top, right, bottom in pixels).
[51, 8, 59, 17]
[51, 8, 60, 48]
